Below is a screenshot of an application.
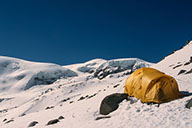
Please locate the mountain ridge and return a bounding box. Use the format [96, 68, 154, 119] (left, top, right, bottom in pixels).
[0, 41, 192, 128]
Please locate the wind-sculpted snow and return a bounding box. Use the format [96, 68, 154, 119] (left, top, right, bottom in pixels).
[94, 58, 151, 79]
[0, 56, 77, 93]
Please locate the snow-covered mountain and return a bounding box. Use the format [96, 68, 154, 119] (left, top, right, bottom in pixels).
[0, 56, 77, 94]
[153, 41, 192, 92]
[0, 41, 192, 128]
[153, 41, 192, 77]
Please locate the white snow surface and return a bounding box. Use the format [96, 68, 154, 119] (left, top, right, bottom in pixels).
[0, 42, 192, 128]
[153, 41, 192, 77]
[0, 56, 77, 94]
[64, 59, 107, 74]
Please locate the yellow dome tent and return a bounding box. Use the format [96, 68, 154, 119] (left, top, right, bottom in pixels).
[124, 67, 182, 103]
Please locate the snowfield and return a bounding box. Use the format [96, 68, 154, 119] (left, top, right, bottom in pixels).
[0, 42, 192, 128]
[0, 56, 77, 94]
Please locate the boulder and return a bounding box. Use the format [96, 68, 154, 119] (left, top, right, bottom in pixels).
[178, 69, 186, 75]
[58, 116, 65, 120]
[46, 119, 59, 125]
[99, 93, 128, 115]
[28, 121, 38, 127]
[185, 69, 192, 74]
[186, 98, 192, 109]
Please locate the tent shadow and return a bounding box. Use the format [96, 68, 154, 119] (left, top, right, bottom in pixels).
[180, 91, 192, 97]
[145, 91, 192, 107]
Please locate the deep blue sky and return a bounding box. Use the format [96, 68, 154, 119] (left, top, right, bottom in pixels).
[0, 0, 191, 65]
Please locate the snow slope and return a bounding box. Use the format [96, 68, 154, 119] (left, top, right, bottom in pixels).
[153, 41, 192, 77]
[0, 41, 192, 128]
[153, 41, 192, 92]
[0, 56, 77, 94]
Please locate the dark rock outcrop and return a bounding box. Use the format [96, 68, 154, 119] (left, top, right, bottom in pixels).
[178, 70, 186, 75]
[28, 121, 38, 127]
[173, 64, 182, 69]
[95, 116, 111, 120]
[58, 116, 65, 120]
[46, 119, 59, 125]
[99, 93, 128, 115]
[185, 69, 192, 74]
[5, 119, 14, 124]
[186, 98, 192, 109]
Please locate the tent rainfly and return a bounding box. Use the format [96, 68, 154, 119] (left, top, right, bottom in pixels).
[124, 67, 182, 103]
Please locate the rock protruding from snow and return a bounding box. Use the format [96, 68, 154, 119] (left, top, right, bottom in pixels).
[0, 56, 77, 93]
[99, 93, 128, 115]
[94, 58, 151, 79]
[186, 98, 192, 109]
[58, 116, 65, 120]
[153, 41, 192, 77]
[28, 121, 38, 127]
[46, 119, 59, 125]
